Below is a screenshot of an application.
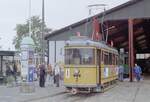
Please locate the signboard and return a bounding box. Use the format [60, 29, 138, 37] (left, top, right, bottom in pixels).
[29, 50, 34, 59]
[66, 68, 70, 79]
[21, 61, 28, 77]
[28, 66, 34, 82]
[104, 67, 109, 78]
[20, 44, 28, 51]
[21, 51, 28, 60]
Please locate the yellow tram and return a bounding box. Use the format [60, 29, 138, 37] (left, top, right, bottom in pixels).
[64, 36, 119, 94]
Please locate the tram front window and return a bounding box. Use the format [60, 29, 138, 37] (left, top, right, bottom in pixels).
[65, 48, 95, 65]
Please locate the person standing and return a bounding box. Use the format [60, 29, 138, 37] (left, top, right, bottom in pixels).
[118, 64, 124, 81]
[46, 64, 53, 86]
[133, 64, 142, 82]
[39, 64, 46, 87]
[54, 63, 60, 87]
[13, 62, 17, 83]
[6, 63, 13, 86]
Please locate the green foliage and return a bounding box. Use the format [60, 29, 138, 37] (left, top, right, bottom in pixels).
[13, 16, 52, 52]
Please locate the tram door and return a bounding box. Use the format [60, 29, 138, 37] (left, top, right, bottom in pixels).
[97, 49, 101, 84]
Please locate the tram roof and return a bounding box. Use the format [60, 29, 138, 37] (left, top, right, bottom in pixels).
[65, 36, 118, 54]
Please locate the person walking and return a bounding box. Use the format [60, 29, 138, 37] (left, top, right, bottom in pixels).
[39, 64, 46, 87]
[133, 64, 142, 82]
[54, 63, 60, 87]
[118, 64, 124, 81]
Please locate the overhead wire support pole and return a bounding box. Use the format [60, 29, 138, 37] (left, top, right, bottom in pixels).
[128, 19, 134, 82]
[101, 6, 106, 41]
[41, 0, 45, 63]
[84, 7, 92, 36]
[29, 0, 31, 37]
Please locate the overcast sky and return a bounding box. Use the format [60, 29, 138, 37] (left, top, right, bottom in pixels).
[0, 0, 129, 50]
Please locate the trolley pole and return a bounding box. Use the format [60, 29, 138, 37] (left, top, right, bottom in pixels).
[87, 4, 107, 41]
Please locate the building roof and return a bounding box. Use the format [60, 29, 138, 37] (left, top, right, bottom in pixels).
[45, 0, 150, 53]
[0, 51, 16, 56]
[65, 37, 118, 54]
[45, 0, 143, 40]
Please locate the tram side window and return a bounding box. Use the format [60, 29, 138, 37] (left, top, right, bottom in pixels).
[109, 53, 112, 65]
[65, 48, 95, 65]
[112, 54, 115, 65]
[65, 49, 73, 64]
[116, 56, 119, 65]
[101, 51, 104, 63]
[114, 55, 118, 65]
[104, 52, 109, 65]
[97, 50, 101, 65]
[73, 49, 81, 64]
[81, 49, 95, 65]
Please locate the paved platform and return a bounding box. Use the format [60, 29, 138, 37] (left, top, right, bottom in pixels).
[0, 78, 150, 102]
[0, 82, 65, 102]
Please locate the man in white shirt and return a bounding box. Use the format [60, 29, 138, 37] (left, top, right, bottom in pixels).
[54, 63, 60, 87]
[118, 65, 124, 82]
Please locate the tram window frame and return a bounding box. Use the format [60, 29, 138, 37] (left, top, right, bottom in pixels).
[112, 54, 115, 65]
[109, 53, 112, 65]
[115, 55, 118, 65]
[104, 52, 109, 65]
[97, 49, 101, 65]
[116, 55, 119, 65]
[101, 51, 104, 63]
[64, 48, 95, 65]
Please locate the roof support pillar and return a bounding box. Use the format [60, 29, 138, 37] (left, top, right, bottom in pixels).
[128, 19, 134, 82]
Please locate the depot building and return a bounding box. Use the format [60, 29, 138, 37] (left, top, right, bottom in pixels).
[45, 0, 150, 81]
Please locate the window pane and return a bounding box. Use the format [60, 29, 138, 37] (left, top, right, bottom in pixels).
[109, 53, 112, 65]
[65, 48, 95, 65]
[104, 52, 109, 65]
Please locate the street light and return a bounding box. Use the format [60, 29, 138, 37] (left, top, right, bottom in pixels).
[41, 0, 45, 63]
[29, 0, 31, 37]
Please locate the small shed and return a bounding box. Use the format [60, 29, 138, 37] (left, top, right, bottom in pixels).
[0, 51, 16, 75]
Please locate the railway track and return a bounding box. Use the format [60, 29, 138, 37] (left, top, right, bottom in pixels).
[21, 91, 100, 102]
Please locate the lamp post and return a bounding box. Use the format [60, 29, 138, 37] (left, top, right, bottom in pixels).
[29, 0, 31, 37]
[41, 0, 45, 64]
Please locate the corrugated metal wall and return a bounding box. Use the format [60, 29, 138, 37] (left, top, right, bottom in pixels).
[49, 41, 65, 68]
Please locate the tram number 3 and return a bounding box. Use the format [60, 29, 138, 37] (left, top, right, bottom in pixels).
[66, 68, 70, 78]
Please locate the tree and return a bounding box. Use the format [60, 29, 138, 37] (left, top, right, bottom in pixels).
[13, 16, 52, 54]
